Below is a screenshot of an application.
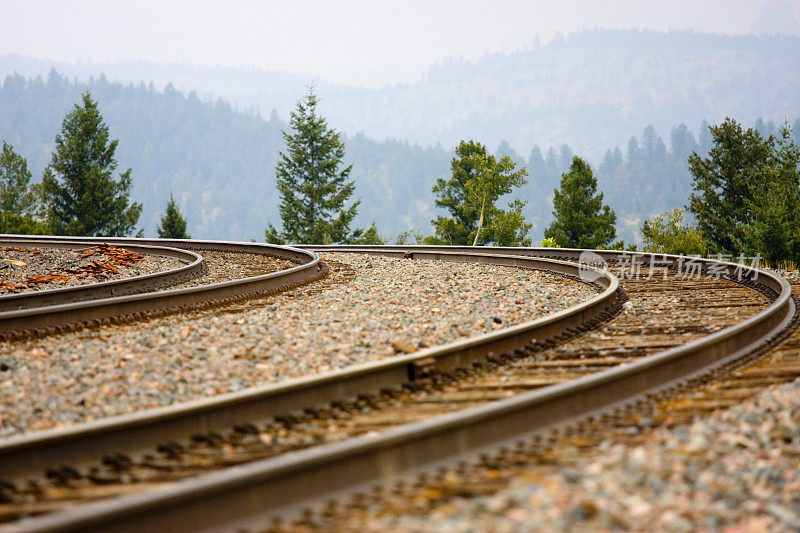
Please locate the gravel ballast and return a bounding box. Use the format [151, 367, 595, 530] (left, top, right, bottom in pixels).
[0, 253, 597, 437]
[168, 251, 296, 289]
[0, 246, 184, 294]
[367, 379, 800, 533]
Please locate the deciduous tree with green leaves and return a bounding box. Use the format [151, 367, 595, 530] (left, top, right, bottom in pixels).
[427, 140, 530, 246]
[641, 208, 707, 256]
[41, 92, 141, 236]
[0, 141, 46, 234]
[544, 156, 617, 248]
[265, 88, 361, 244]
[157, 193, 190, 239]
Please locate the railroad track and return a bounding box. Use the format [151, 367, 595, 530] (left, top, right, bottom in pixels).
[306, 287, 800, 533]
[0, 239, 205, 313]
[0, 237, 326, 340]
[0, 241, 795, 532]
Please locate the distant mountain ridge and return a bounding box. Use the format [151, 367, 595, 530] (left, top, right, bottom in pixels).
[333, 29, 800, 158]
[1, 29, 797, 161]
[1, 29, 798, 244]
[751, 0, 800, 36]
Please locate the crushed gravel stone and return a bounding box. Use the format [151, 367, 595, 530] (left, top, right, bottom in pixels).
[0, 253, 598, 437]
[367, 378, 800, 533]
[167, 251, 297, 289]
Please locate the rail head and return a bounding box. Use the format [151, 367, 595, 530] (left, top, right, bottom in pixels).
[0, 234, 317, 265]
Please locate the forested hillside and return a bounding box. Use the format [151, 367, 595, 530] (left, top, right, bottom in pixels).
[0, 71, 450, 240]
[1, 71, 797, 243]
[3, 29, 797, 162]
[324, 30, 800, 159]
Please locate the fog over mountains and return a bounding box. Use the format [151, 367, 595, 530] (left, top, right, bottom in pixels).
[4, 29, 798, 158]
[0, 28, 798, 243]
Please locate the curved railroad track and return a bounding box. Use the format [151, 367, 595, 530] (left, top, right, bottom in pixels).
[0, 240, 795, 532]
[0, 237, 327, 340]
[0, 239, 205, 313]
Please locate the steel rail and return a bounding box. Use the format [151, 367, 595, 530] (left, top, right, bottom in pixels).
[0, 239, 204, 312]
[0, 237, 326, 339]
[0, 249, 617, 486]
[0, 246, 790, 533]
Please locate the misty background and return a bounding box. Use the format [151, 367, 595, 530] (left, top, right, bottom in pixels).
[0, 0, 798, 244]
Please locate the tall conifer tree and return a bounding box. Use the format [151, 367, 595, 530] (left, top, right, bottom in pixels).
[265, 88, 360, 244]
[0, 141, 45, 234]
[41, 92, 141, 236]
[688, 118, 771, 254]
[157, 193, 190, 239]
[738, 123, 800, 264]
[545, 156, 617, 248]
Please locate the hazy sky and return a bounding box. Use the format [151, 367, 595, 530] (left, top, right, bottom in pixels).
[0, 0, 794, 86]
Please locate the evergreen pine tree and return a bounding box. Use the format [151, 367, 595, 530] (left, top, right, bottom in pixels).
[544, 156, 617, 248]
[350, 221, 386, 244]
[526, 146, 546, 181]
[739, 123, 800, 264]
[544, 147, 559, 183]
[0, 141, 45, 234]
[688, 118, 771, 254]
[41, 92, 141, 236]
[265, 88, 360, 244]
[157, 193, 190, 239]
[698, 120, 713, 156]
[558, 144, 574, 171]
[669, 124, 699, 164]
[627, 136, 642, 169]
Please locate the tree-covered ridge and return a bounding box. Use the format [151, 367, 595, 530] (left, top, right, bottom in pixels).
[0, 70, 449, 240]
[4, 29, 797, 161]
[289, 30, 800, 159]
[1, 69, 798, 244]
[0, 70, 282, 239]
[513, 120, 800, 243]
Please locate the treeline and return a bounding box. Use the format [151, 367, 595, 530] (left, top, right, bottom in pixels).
[0, 70, 450, 240]
[638, 118, 800, 266]
[2, 70, 799, 247]
[5, 84, 800, 269]
[4, 28, 799, 162]
[356, 29, 800, 154]
[0, 70, 282, 239]
[430, 29, 800, 82]
[498, 120, 800, 243]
